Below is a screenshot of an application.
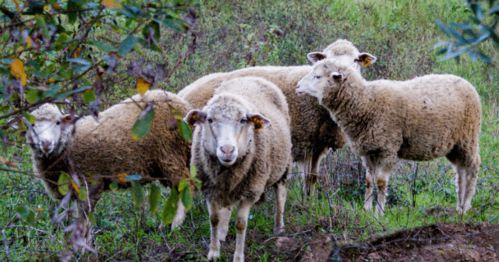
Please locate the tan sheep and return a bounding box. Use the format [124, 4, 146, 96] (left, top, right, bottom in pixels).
[179, 39, 376, 197]
[184, 77, 292, 261]
[26, 90, 193, 244]
[296, 59, 481, 215]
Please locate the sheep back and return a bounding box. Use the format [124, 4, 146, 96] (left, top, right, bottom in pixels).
[71, 90, 192, 187]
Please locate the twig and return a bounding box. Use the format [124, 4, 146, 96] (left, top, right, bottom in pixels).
[2, 229, 11, 262]
[411, 163, 419, 208]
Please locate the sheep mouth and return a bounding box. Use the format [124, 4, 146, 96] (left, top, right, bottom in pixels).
[40, 147, 54, 156]
[296, 90, 306, 96]
[218, 156, 237, 166]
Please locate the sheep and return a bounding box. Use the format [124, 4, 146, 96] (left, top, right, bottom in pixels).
[179, 39, 376, 197]
[26, 90, 193, 243]
[184, 77, 292, 261]
[296, 59, 481, 215]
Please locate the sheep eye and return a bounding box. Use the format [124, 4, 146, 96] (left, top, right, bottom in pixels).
[314, 75, 322, 79]
[56, 121, 61, 125]
[207, 118, 213, 124]
[240, 118, 248, 124]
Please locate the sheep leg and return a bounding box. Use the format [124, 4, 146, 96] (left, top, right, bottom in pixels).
[207, 201, 222, 261]
[362, 157, 374, 211]
[454, 166, 467, 214]
[274, 182, 287, 234]
[217, 207, 231, 242]
[375, 170, 391, 216]
[308, 151, 325, 196]
[299, 158, 313, 198]
[456, 158, 479, 214]
[233, 201, 252, 262]
[171, 198, 186, 230]
[462, 164, 478, 214]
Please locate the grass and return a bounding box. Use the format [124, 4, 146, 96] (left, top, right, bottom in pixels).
[1, 0, 498, 260]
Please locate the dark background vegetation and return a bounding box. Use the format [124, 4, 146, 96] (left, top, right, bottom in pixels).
[0, 0, 497, 260]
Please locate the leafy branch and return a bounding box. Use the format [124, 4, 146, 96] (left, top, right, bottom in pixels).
[435, 0, 498, 64]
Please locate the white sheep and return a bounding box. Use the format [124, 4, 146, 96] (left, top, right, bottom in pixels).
[179, 39, 376, 197]
[184, 77, 292, 261]
[26, 90, 193, 243]
[296, 60, 481, 215]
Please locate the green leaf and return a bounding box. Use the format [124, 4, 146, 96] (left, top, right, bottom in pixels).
[57, 172, 70, 196]
[88, 211, 96, 224]
[178, 119, 192, 142]
[180, 185, 193, 210]
[161, 17, 188, 32]
[67, 0, 80, 24]
[35, 16, 49, 39]
[92, 41, 115, 53]
[131, 105, 155, 141]
[109, 182, 119, 191]
[25, 89, 43, 104]
[55, 85, 92, 100]
[149, 183, 161, 214]
[190, 164, 197, 178]
[131, 182, 144, 207]
[54, 33, 69, 49]
[161, 187, 178, 225]
[118, 35, 138, 56]
[67, 58, 91, 73]
[24, 112, 36, 125]
[45, 84, 62, 97]
[178, 179, 188, 192]
[78, 186, 88, 201]
[82, 89, 96, 104]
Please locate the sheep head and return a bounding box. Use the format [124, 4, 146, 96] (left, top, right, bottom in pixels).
[296, 60, 354, 102]
[307, 39, 376, 71]
[27, 103, 75, 158]
[184, 94, 270, 167]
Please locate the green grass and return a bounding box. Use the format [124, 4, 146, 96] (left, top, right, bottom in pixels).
[1, 0, 498, 260]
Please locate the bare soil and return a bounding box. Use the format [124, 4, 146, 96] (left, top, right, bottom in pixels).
[323, 223, 499, 262]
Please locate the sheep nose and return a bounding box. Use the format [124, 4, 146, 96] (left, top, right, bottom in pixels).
[41, 140, 51, 151]
[220, 145, 235, 155]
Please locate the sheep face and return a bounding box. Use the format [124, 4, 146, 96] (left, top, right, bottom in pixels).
[185, 96, 270, 167]
[296, 60, 346, 102]
[27, 104, 74, 157]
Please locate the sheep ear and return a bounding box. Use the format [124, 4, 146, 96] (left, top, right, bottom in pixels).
[307, 52, 327, 64]
[184, 110, 206, 126]
[355, 52, 377, 67]
[247, 113, 271, 130]
[61, 114, 74, 125]
[330, 72, 344, 82]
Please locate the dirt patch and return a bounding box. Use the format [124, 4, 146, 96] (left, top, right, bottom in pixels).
[332, 223, 498, 261]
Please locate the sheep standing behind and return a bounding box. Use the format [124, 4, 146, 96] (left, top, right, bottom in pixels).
[27, 90, 193, 244]
[297, 60, 481, 215]
[179, 39, 376, 197]
[185, 77, 292, 261]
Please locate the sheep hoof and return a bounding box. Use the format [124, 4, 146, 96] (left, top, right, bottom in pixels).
[207, 250, 220, 261]
[456, 206, 469, 215]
